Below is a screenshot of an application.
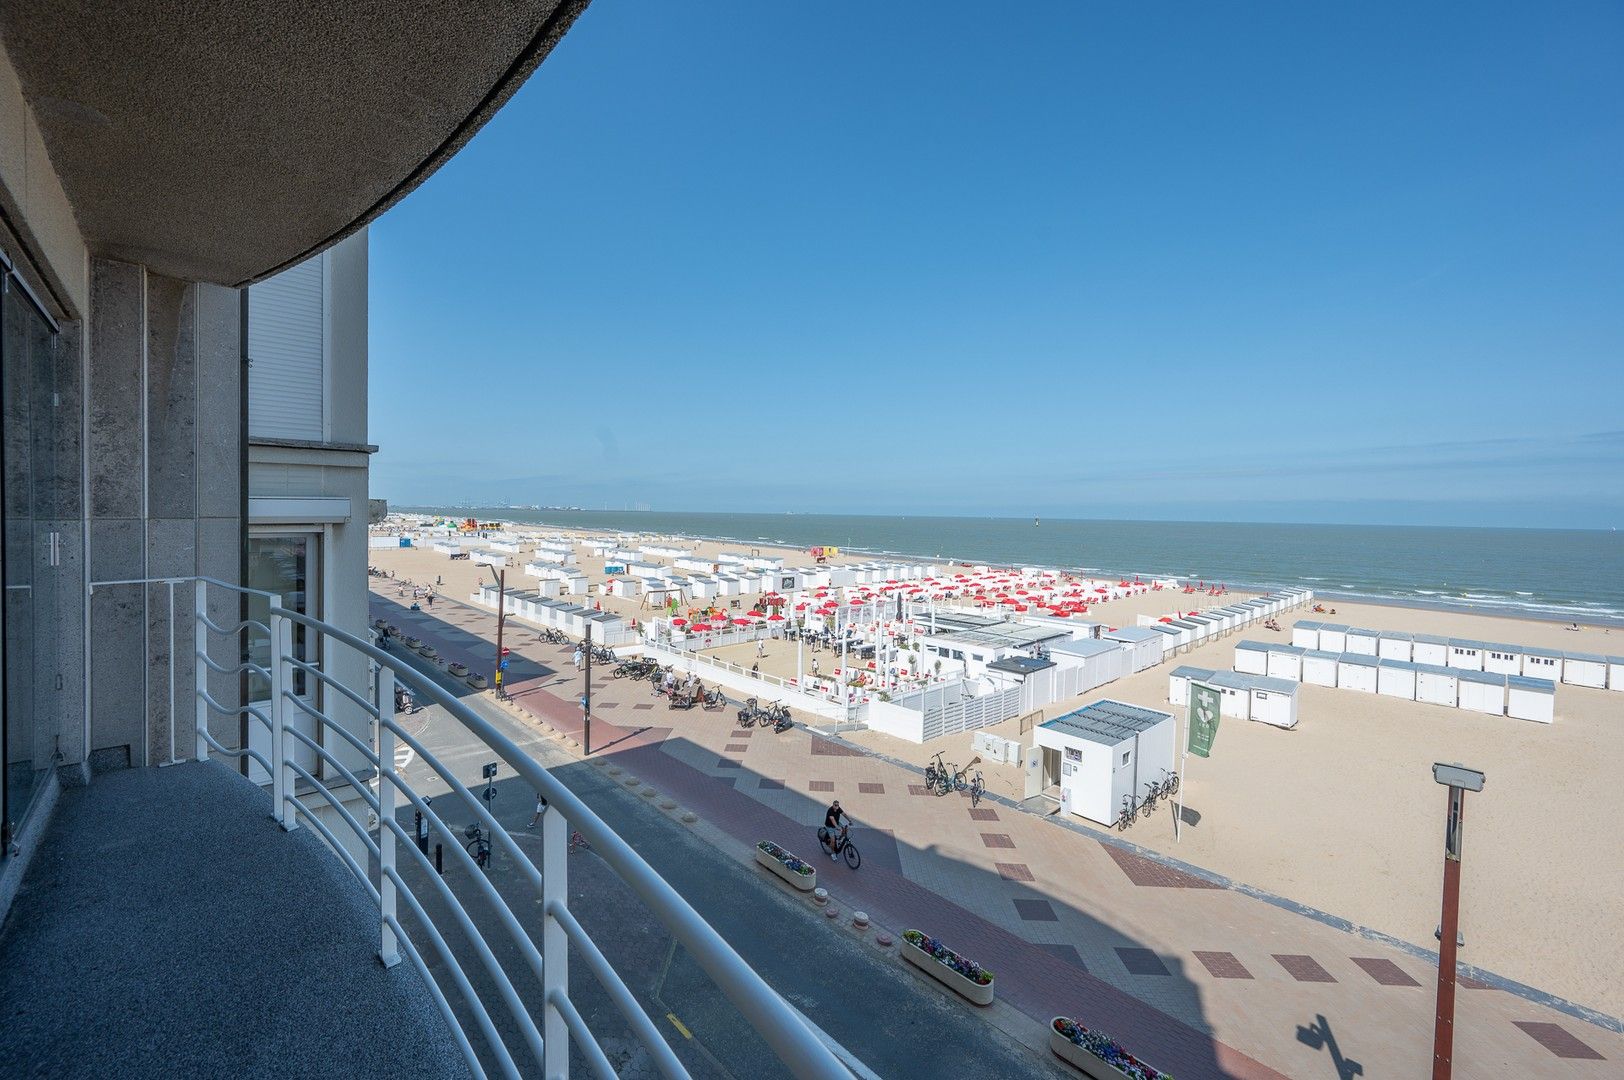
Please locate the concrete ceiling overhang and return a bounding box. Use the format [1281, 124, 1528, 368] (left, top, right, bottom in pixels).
[1, 1, 588, 286]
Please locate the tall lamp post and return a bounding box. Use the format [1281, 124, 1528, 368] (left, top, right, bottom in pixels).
[1430, 762, 1485, 1080]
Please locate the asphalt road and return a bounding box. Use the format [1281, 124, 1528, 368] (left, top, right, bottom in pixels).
[385, 644, 1067, 1079]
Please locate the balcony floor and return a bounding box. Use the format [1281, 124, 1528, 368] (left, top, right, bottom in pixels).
[0, 760, 469, 1079]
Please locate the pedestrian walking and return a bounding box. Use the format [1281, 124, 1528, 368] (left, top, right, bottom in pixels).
[529, 792, 548, 828]
[811, 656, 819, 676]
[756, 639, 766, 659]
[573, 646, 584, 673]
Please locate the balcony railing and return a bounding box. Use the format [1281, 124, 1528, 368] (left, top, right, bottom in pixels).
[182, 577, 848, 1080]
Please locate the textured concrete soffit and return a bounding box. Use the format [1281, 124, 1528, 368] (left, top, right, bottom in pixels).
[0, 1, 590, 286]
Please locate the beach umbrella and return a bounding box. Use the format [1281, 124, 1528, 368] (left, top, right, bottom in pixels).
[794, 603, 808, 611]
[671, 617, 688, 626]
[732, 618, 751, 625]
[767, 613, 785, 622]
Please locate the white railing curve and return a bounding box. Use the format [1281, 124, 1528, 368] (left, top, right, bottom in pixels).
[185, 577, 846, 1080]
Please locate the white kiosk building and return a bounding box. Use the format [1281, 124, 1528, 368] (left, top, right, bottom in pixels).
[1034, 701, 1176, 827]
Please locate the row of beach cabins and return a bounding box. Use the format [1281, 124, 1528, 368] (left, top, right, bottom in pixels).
[1288, 621, 1623, 690]
[468, 583, 641, 647]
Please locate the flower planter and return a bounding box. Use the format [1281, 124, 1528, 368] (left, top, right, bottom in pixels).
[755, 841, 816, 892]
[1049, 1018, 1168, 1079]
[900, 930, 994, 1006]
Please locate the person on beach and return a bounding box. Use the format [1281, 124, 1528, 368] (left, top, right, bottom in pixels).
[751, 662, 760, 677]
[811, 656, 819, 677]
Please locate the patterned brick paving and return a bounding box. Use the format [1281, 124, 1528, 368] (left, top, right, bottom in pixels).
[980, 833, 1015, 849]
[995, 862, 1035, 882]
[857, 782, 885, 795]
[968, 807, 999, 821]
[1102, 842, 1222, 889]
[1350, 957, 1421, 987]
[374, 590, 1624, 1080]
[1512, 1021, 1605, 1060]
[730, 730, 752, 739]
[809, 737, 863, 757]
[716, 759, 742, 770]
[1273, 954, 1336, 983]
[1116, 947, 1172, 977]
[907, 784, 930, 796]
[1194, 951, 1254, 980]
[1013, 898, 1058, 922]
[724, 743, 749, 753]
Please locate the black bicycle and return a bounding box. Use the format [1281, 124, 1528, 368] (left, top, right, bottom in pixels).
[924, 753, 952, 796]
[1116, 795, 1138, 832]
[464, 823, 491, 870]
[819, 826, 861, 869]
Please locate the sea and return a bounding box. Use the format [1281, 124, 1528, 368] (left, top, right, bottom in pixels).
[399, 508, 1624, 626]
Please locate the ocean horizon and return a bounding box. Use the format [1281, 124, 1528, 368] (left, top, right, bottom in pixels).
[398, 507, 1624, 626]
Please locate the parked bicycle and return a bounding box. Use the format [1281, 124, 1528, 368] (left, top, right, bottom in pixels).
[701, 687, 727, 711]
[1155, 768, 1179, 799]
[464, 823, 492, 869]
[924, 752, 951, 795]
[737, 697, 764, 727]
[967, 770, 986, 807]
[1116, 794, 1138, 832]
[1140, 780, 1160, 819]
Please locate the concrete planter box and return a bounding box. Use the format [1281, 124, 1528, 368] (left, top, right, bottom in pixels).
[901, 931, 994, 1006]
[1049, 1019, 1167, 1079]
[754, 842, 816, 892]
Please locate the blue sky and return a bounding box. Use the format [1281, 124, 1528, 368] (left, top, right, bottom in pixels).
[369, 2, 1624, 528]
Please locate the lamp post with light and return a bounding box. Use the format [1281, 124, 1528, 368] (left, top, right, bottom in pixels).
[1431, 762, 1484, 1080]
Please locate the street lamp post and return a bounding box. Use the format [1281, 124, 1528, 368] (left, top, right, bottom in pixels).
[1431, 762, 1485, 1080]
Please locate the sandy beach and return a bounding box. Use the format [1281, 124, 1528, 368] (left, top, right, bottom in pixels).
[368, 521, 1624, 1019]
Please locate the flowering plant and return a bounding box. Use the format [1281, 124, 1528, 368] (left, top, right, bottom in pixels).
[757, 840, 813, 876]
[902, 930, 993, 986]
[1052, 1018, 1171, 1080]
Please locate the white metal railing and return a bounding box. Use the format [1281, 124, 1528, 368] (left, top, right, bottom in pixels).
[184, 578, 847, 1080]
[638, 640, 860, 722]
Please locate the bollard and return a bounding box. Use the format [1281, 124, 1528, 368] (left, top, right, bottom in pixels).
[852, 911, 870, 930]
[435, 843, 443, 875]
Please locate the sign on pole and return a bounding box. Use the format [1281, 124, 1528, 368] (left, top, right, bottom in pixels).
[1188, 683, 1220, 758]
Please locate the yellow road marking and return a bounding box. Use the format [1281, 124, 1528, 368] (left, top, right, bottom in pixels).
[665, 1013, 692, 1040]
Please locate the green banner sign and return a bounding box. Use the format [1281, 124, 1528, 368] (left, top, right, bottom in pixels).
[1188, 683, 1220, 758]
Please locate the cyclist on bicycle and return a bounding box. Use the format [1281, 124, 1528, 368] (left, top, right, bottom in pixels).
[819, 800, 850, 861]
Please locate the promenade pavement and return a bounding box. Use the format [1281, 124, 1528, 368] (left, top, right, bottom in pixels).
[373, 585, 1619, 1079]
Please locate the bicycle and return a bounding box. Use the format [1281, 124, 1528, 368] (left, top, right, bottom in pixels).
[568, 830, 591, 854]
[968, 770, 986, 807]
[1140, 781, 1160, 819]
[1115, 794, 1138, 832]
[464, 823, 491, 869]
[924, 753, 950, 795]
[819, 826, 861, 869]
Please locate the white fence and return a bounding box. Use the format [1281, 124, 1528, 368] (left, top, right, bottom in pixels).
[640, 640, 854, 722]
[866, 680, 1024, 744]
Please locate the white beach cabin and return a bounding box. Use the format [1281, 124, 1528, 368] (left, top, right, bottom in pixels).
[1168, 666, 1216, 708]
[1446, 639, 1486, 672]
[1103, 627, 1165, 672]
[1522, 647, 1562, 683]
[1206, 672, 1255, 720]
[1483, 645, 1523, 676]
[1507, 676, 1556, 723]
[1561, 652, 1608, 689]
[1265, 645, 1305, 682]
[1456, 669, 1507, 715]
[1414, 664, 1459, 708]
[1345, 628, 1380, 657]
[1248, 677, 1300, 729]
[1050, 638, 1129, 694]
[1033, 701, 1176, 827]
[1317, 624, 1349, 653]
[1301, 650, 1340, 687]
[1336, 653, 1379, 694]
[1291, 620, 1322, 650]
[1377, 660, 1418, 701]
[1377, 632, 1414, 662]
[1610, 657, 1624, 692]
[1233, 641, 1270, 676]
[1412, 634, 1450, 668]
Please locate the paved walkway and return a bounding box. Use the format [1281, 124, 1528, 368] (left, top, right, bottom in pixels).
[374, 588, 1620, 1078]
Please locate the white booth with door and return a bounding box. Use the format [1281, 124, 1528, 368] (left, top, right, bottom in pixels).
[1291, 620, 1322, 650]
[1345, 628, 1380, 656]
[1318, 624, 1349, 653]
[1522, 648, 1562, 682]
[1233, 640, 1270, 676]
[1167, 666, 1216, 707]
[1456, 669, 1506, 715]
[1102, 627, 1164, 672]
[1413, 635, 1449, 668]
[1034, 701, 1176, 827]
[1414, 664, 1459, 707]
[1377, 632, 1414, 662]
[1265, 645, 1305, 682]
[1301, 650, 1340, 687]
[1610, 657, 1624, 691]
[1562, 652, 1608, 689]
[1337, 654, 1378, 693]
[1377, 660, 1417, 700]
[1248, 677, 1300, 728]
[1206, 672, 1256, 719]
[1507, 675, 1556, 723]
[1483, 646, 1522, 676]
